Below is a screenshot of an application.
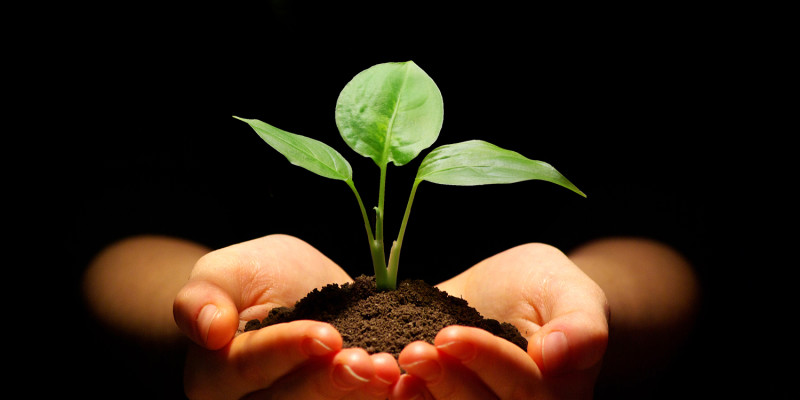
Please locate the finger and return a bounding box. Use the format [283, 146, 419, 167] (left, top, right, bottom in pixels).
[173, 279, 240, 349]
[193, 234, 353, 314]
[481, 243, 609, 375]
[434, 326, 542, 399]
[174, 234, 353, 350]
[362, 352, 400, 398]
[529, 298, 609, 375]
[392, 374, 434, 400]
[183, 320, 341, 400]
[399, 341, 497, 400]
[244, 348, 375, 400]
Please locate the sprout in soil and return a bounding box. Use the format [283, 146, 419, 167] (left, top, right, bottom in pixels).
[235, 61, 585, 291]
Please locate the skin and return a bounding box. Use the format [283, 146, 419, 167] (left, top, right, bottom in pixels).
[173, 234, 398, 400]
[83, 235, 210, 343]
[568, 238, 699, 384]
[84, 234, 698, 399]
[394, 243, 610, 400]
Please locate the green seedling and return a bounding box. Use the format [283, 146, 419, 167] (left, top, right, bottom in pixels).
[235, 61, 585, 290]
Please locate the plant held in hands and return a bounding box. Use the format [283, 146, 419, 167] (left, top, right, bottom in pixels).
[235, 61, 585, 290]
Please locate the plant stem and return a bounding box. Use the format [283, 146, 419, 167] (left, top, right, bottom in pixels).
[346, 179, 388, 285]
[372, 162, 391, 289]
[386, 178, 422, 288]
[376, 163, 387, 243]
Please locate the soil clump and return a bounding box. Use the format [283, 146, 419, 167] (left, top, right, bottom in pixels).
[244, 275, 528, 358]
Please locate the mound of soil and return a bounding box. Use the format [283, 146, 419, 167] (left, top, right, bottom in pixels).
[244, 275, 527, 358]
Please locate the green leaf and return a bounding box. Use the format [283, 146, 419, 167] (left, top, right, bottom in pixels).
[335, 61, 444, 167]
[235, 116, 353, 181]
[416, 140, 586, 197]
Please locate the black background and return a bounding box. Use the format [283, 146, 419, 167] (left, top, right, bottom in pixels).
[23, 2, 791, 398]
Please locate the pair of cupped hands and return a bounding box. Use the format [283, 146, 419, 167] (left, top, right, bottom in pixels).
[173, 235, 609, 400]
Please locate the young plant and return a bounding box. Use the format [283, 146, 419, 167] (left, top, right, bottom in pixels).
[235, 61, 585, 290]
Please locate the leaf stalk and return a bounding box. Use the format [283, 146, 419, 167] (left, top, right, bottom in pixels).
[347, 179, 389, 286]
[386, 178, 422, 289]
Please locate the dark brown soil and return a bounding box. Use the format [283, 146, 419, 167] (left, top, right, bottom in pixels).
[244, 275, 527, 359]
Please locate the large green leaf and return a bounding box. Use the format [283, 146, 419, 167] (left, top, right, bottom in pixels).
[235, 116, 353, 181]
[416, 140, 586, 197]
[335, 61, 444, 167]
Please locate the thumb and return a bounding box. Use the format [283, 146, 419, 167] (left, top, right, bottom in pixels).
[530, 310, 609, 375]
[173, 279, 240, 350]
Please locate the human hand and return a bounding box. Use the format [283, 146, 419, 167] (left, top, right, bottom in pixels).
[392, 243, 609, 399]
[173, 234, 400, 399]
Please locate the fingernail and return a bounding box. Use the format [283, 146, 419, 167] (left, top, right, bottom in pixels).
[375, 374, 394, 385]
[197, 304, 219, 344]
[401, 359, 442, 381]
[436, 340, 476, 362]
[333, 363, 370, 389]
[542, 331, 569, 373]
[302, 337, 334, 356]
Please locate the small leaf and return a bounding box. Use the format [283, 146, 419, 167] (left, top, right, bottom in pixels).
[335, 61, 444, 167]
[416, 140, 586, 197]
[235, 116, 353, 181]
